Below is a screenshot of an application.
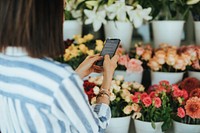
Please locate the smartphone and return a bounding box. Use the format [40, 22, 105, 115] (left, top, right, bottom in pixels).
[96, 38, 120, 66]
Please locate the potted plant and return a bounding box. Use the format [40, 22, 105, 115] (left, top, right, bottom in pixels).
[170, 77, 200, 133]
[147, 44, 189, 85]
[83, 75, 145, 133]
[56, 34, 103, 70]
[115, 43, 153, 83]
[132, 80, 173, 133]
[137, 0, 190, 47]
[83, 0, 152, 51]
[63, 0, 85, 40]
[179, 45, 200, 79]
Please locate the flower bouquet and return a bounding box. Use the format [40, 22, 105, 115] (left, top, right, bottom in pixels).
[56, 34, 103, 70]
[147, 44, 189, 84]
[83, 0, 152, 31]
[83, 75, 145, 117]
[170, 77, 200, 133]
[115, 45, 144, 83]
[132, 80, 172, 132]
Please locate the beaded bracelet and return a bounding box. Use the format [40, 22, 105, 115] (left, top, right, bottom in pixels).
[96, 91, 110, 99]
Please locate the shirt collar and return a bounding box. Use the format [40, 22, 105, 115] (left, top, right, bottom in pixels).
[2, 47, 28, 56]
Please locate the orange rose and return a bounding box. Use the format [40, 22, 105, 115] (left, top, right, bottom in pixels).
[147, 58, 161, 71]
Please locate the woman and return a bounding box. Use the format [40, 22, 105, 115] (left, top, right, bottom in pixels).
[0, 0, 118, 133]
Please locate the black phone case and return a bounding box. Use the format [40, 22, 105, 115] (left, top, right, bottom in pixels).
[96, 38, 120, 66]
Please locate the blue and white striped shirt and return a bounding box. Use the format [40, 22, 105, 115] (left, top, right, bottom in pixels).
[0, 47, 111, 133]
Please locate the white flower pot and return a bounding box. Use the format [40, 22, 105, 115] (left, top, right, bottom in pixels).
[104, 21, 133, 52]
[63, 20, 82, 40]
[188, 71, 200, 80]
[194, 21, 200, 45]
[134, 119, 164, 133]
[105, 116, 131, 133]
[114, 70, 143, 83]
[151, 71, 184, 85]
[152, 21, 185, 48]
[173, 121, 200, 133]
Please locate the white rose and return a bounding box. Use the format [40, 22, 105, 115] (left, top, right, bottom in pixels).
[110, 93, 116, 101]
[93, 86, 100, 95]
[132, 112, 142, 119]
[123, 105, 133, 115]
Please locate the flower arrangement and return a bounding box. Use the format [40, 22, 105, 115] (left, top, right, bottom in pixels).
[178, 45, 200, 72]
[56, 34, 103, 69]
[132, 80, 172, 131]
[129, 42, 153, 69]
[83, 75, 145, 117]
[137, 0, 190, 20]
[83, 0, 152, 31]
[147, 44, 189, 72]
[64, 0, 85, 21]
[187, 0, 200, 21]
[116, 46, 144, 74]
[170, 77, 200, 124]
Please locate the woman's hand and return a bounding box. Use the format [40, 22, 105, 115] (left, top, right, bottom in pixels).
[75, 54, 103, 79]
[101, 54, 119, 89]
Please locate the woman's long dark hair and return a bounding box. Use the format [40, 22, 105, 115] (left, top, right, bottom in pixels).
[0, 0, 64, 58]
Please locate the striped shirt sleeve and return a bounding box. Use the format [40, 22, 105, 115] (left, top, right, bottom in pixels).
[51, 73, 111, 133]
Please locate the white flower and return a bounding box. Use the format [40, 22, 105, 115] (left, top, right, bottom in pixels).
[128, 5, 152, 28]
[105, 1, 133, 22]
[84, 8, 106, 31]
[93, 86, 100, 95]
[71, 10, 82, 20]
[110, 92, 116, 101]
[123, 105, 133, 115]
[132, 112, 142, 119]
[91, 97, 96, 105]
[187, 0, 200, 5]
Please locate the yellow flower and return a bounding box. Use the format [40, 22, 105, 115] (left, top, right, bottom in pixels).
[79, 44, 88, 54]
[83, 34, 94, 41]
[95, 40, 104, 51]
[73, 35, 81, 41]
[64, 49, 71, 61]
[77, 38, 85, 44]
[87, 50, 94, 56]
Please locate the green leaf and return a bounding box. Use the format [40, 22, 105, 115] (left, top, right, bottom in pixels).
[151, 121, 156, 129]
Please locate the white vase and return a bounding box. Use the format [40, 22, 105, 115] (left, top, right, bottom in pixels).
[152, 21, 185, 48]
[114, 70, 143, 83]
[194, 21, 200, 45]
[188, 71, 200, 80]
[173, 121, 200, 133]
[151, 71, 184, 85]
[134, 119, 164, 133]
[105, 116, 131, 133]
[63, 20, 82, 40]
[104, 21, 133, 52]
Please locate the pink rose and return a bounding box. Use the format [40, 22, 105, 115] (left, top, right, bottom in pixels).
[154, 97, 161, 108]
[141, 92, 148, 100]
[192, 59, 200, 70]
[126, 59, 143, 73]
[118, 55, 129, 67]
[142, 96, 152, 107]
[149, 91, 156, 98]
[172, 85, 183, 97]
[136, 47, 144, 56]
[182, 89, 188, 100]
[177, 107, 185, 118]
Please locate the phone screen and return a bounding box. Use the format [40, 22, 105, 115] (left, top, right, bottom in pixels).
[96, 38, 120, 66]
